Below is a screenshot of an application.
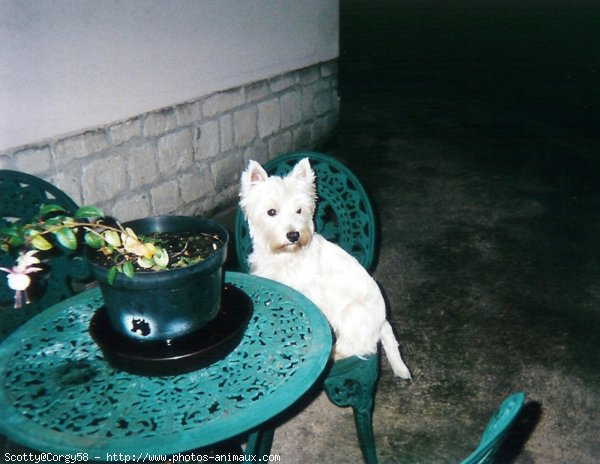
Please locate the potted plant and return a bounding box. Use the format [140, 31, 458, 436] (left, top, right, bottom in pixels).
[0, 205, 229, 342]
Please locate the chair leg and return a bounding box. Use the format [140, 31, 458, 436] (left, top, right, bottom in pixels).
[324, 355, 380, 464]
[352, 394, 378, 464]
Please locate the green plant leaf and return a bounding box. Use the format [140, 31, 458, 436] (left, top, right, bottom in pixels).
[153, 248, 169, 268]
[25, 227, 43, 237]
[55, 227, 77, 250]
[107, 266, 118, 285]
[103, 230, 121, 247]
[122, 261, 135, 279]
[84, 231, 104, 249]
[75, 206, 104, 219]
[0, 226, 21, 238]
[8, 236, 25, 247]
[38, 204, 66, 216]
[42, 217, 63, 227]
[31, 234, 53, 251]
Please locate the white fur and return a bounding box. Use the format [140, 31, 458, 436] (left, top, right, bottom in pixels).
[240, 158, 412, 379]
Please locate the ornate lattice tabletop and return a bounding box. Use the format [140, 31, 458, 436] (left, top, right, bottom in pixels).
[0, 271, 332, 459]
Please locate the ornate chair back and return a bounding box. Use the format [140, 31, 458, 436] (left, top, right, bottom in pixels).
[460, 392, 526, 464]
[0, 170, 89, 340]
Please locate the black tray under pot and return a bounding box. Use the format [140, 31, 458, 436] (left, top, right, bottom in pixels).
[89, 284, 253, 376]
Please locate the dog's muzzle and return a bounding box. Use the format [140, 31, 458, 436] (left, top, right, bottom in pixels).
[271, 229, 310, 252]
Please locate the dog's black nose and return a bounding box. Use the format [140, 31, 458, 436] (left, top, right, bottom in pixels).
[286, 231, 300, 243]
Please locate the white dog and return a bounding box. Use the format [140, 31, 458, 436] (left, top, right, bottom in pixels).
[240, 158, 411, 379]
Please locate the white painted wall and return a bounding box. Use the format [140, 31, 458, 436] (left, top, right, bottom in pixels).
[0, 0, 339, 151]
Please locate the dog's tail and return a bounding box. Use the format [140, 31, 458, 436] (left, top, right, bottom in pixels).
[380, 321, 412, 380]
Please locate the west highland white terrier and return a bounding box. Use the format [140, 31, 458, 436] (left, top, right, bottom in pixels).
[240, 158, 412, 379]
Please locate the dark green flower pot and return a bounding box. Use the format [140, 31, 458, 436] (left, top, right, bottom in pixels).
[88, 216, 228, 342]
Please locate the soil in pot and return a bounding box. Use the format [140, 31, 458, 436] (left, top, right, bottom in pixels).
[91, 231, 224, 272]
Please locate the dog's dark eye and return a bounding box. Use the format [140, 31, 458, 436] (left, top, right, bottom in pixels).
[267, 209, 277, 217]
[296, 208, 302, 214]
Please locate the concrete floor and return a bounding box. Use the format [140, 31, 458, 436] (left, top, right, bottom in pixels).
[268, 2, 600, 463]
[268, 92, 600, 464]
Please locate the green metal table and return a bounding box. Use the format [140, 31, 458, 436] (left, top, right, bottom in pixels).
[0, 271, 332, 461]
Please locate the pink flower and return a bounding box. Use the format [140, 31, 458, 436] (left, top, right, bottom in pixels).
[0, 250, 43, 308]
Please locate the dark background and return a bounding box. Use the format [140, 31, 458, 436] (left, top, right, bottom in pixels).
[340, 0, 599, 138]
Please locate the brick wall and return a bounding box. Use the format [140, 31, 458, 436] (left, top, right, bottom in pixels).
[0, 61, 338, 222]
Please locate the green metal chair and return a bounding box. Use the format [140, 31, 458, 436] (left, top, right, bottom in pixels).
[0, 170, 90, 340]
[460, 392, 526, 464]
[234, 151, 381, 463]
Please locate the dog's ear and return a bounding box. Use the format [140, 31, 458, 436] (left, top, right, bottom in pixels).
[243, 160, 269, 186]
[289, 158, 315, 184]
